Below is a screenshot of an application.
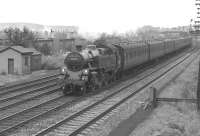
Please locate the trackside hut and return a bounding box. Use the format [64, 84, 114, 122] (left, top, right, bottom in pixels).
[29, 48, 42, 71]
[0, 46, 33, 74]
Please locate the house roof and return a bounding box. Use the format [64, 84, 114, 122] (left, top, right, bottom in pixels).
[0, 45, 41, 55]
[0, 46, 9, 52]
[11, 46, 33, 54]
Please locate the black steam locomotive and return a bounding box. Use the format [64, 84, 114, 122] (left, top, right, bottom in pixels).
[59, 37, 192, 95]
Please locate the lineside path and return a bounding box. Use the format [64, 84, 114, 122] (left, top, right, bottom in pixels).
[108, 51, 200, 136]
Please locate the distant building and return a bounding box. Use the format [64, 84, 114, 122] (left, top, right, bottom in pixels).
[0, 23, 44, 32]
[0, 23, 78, 39]
[0, 46, 41, 75]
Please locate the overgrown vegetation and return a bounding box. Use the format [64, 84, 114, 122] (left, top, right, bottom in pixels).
[3, 27, 54, 56]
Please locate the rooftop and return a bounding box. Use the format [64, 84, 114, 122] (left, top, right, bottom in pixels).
[0, 45, 41, 55]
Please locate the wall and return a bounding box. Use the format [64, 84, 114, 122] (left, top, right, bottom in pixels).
[31, 54, 42, 71]
[22, 54, 31, 74]
[0, 49, 22, 74]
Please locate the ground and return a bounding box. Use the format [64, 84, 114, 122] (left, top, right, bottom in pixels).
[130, 55, 200, 136]
[0, 70, 54, 86]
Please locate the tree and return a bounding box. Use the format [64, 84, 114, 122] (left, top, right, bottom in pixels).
[135, 25, 160, 40]
[40, 43, 51, 55]
[4, 27, 38, 47]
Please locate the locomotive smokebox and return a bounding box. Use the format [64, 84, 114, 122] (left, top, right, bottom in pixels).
[64, 52, 86, 72]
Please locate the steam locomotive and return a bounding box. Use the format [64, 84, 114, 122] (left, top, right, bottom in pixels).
[60, 37, 192, 95]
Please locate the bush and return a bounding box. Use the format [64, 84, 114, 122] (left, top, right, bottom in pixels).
[41, 55, 65, 70]
[41, 61, 58, 70]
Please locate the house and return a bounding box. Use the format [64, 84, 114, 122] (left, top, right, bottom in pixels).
[0, 46, 41, 75]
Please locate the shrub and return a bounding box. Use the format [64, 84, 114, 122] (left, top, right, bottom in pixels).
[41, 55, 65, 70]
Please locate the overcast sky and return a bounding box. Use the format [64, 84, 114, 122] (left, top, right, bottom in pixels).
[0, 0, 195, 34]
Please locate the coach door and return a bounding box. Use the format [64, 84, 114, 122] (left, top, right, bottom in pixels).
[8, 58, 14, 74]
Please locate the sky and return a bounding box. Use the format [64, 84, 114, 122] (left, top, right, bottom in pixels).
[0, 0, 196, 34]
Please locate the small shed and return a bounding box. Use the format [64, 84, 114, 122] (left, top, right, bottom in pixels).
[0, 46, 33, 74]
[29, 48, 42, 71]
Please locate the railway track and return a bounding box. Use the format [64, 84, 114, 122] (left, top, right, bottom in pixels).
[0, 71, 60, 94]
[0, 75, 80, 135]
[0, 73, 60, 110]
[0, 81, 60, 110]
[0, 48, 196, 136]
[0, 70, 62, 111]
[0, 47, 196, 136]
[32, 49, 198, 136]
[0, 72, 69, 133]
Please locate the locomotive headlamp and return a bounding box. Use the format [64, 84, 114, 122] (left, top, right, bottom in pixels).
[61, 67, 67, 74]
[83, 69, 89, 74]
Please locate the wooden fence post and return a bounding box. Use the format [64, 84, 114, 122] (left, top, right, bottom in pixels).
[197, 61, 200, 110]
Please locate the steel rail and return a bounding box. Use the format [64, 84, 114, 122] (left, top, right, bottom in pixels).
[0, 94, 79, 134]
[0, 84, 60, 111]
[0, 72, 60, 92]
[0, 80, 57, 102]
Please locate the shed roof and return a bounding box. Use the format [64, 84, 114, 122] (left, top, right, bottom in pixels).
[0, 45, 37, 55]
[10, 46, 33, 54]
[0, 46, 8, 52]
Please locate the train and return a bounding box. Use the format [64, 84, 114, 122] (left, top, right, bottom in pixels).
[59, 37, 192, 95]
